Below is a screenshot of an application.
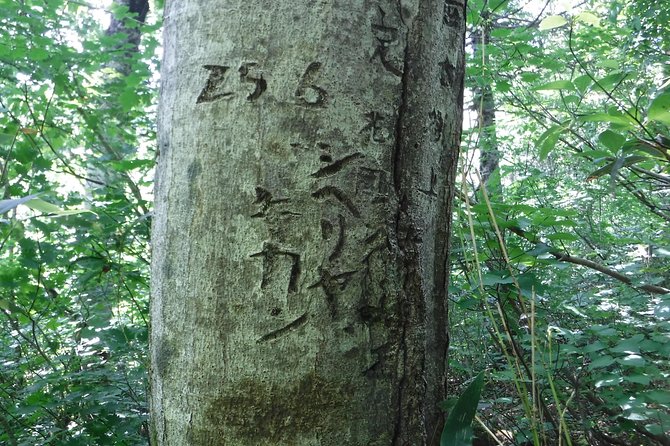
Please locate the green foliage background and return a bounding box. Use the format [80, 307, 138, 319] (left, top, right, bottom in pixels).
[0, 0, 158, 443]
[449, 0, 670, 444]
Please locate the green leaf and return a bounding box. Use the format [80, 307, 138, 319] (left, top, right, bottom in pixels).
[28, 47, 49, 61]
[589, 355, 615, 369]
[527, 243, 552, 257]
[575, 12, 600, 26]
[617, 355, 646, 367]
[531, 214, 576, 227]
[586, 156, 647, 180]
[578, 111, 633, 127]
[583, 340, 606, 353]
[496, 80, 511, 93]
[0, 131, 14, 145]
[599, 59, 620, 69]
[536, 124, 566, 160]
[624, 374, 651, 385]
[563, 96, 583, 106]
[534, 80, 575, 91]
[642, 390, 670, 405]
[119, 89, 139, 112]
[25, 198, 96, 217]
[545, 232, 579, 242]
[644, 425, 666, 436]
[539, 15, 568, 31]
[440, 372, 485, 446]
[621, 139, 668, 159]
[521, 72, 540, 83]
[481, 273, 514, 286]
[590, 325, 618, 337]
[595, 373, 622, 387]
[610, 334, 644, 354]
[596, 71, 629, 92]
[647, 92, 670, 125]
[439, 397, 459, 412]
[573, 75, 592, 93]
[622, 410, 648, 421]
[598, 130, 625, 152]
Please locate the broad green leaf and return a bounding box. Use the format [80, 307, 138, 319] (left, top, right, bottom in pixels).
[119, 89, 140, 112]
[595, 373, 622, 387]
[598, 130, 625, 152]
[622, 410, 648, 421]
[642, 390, 670, 405]
[439, 397, 459, 412]
[589, 355, 615, 369]
[584, 341, 606, 353]
[491, 27, 513, 39]
[531, 214, 576, 227]
[578, 112, 633, 127]
[640, 339, 665, 355]
[534, 80, 574, 91]
[621, 140, 668, 159]
[545, 232, 579, 242]
[517, 273, 544, 293]
[617, 355, 646, 367]
[563, 304, 588, 318]
[521, 72, 540, 83]
[482, 273, 514, 286]
[536, 125, 566, 160]
[599, 60, 620, 70]
[562, 95, 581, 105]
[527, 243, 552, 257]
[586, 156, 648, 180]
[596, 71, 629, 92]
[610, 334, 644, 354]
[624, 374, 651, 385]
[580, 149, 613, 160]
[575, 12, 600, 26]
[25, 198, 95, 217]
[644, 425, 666, 436]
[28, 47, 49, 61]
[573, 74, 592, 93]
[590, 325, 619, 337]
[14, 144, 39, 163]
[539, 15, 568, 31]
[440, 372, 485, 446]
[496, 80, 511, 92]
[647, 92, 670, 125]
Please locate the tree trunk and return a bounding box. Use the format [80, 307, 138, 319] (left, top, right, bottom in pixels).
[150, 1, 466, 445]
[471, 8, 499, 191]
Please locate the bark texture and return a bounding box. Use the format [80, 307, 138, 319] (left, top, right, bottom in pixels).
[150, 1, 466, 444]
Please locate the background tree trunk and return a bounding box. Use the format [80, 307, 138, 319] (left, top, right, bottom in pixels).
[150, 1, 466, 444]
[471, 8, 499, 191]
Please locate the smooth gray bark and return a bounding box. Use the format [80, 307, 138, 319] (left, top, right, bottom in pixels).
[150, 1, 466, 444]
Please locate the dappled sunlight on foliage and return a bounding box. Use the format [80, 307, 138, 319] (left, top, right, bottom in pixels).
[451, 0, 669, 444]
[0, 0, 157, 443]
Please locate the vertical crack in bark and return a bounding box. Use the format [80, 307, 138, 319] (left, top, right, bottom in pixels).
[391, 8, 415, 446]
[391, 51, 410, 198]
